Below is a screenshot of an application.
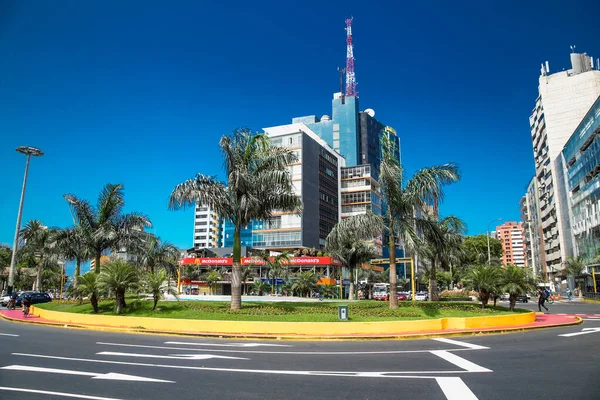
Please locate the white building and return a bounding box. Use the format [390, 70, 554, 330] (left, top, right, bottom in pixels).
[530, 51, 600, 276]
[193, 205, 220, 249]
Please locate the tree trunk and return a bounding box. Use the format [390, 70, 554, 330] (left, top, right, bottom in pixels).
[119, 288, 126, 309]
[429, 258, 439, 301]
[90, 293, 99, 313]
[348, 282, 355, 301]
[479, 290, 489, 309]
[95, 253, 101, 274]
[115, 291, 123, 314]
[74, 259, 81, 288]
[230, 225, 242, 311]
[509, 295, 516, 311]
[388, 218, 398, 309]
[35, 255, 44, 291]
[153, 293, 159, 310]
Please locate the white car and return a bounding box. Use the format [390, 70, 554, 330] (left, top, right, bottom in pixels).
[415, 292, 428, 301]
[1, 294, 11, 306]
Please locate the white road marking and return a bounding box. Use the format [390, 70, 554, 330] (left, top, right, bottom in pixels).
[436, 377, 479, 400]
[1, 365, 173, 382]
[582, 318, 600, 321]
[431, 338, 489, 350]
[96, 341, 475, 355]
[0, 333, 19, 337]
[12, 353, 491, 377]
[164, 341, 291, 347]
[0, 386, 124, 399]
[558, 327, 600, 337]
[97, 351, 248, 360]
[429, 351, 492, 373]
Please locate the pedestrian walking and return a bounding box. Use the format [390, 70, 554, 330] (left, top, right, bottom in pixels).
[538, 287, 549, 312]
[567, 288, 572, 301]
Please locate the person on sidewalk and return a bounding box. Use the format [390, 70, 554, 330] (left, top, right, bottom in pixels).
[567, 288, 572, 301]
[538, 288, 549, 312]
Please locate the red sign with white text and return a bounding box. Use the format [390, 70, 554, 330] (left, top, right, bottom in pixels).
[179, 256, 341, 266]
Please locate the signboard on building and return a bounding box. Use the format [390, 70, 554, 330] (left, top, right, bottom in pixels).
[180, 256, 342, 266]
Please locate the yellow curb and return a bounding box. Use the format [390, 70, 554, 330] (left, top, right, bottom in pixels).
[1, 311, 582, 341]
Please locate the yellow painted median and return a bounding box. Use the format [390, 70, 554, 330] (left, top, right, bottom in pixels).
[31, 306, 535, 336]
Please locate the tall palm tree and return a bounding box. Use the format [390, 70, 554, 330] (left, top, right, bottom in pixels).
[55, 227, 89, 288]
[378, 135, 460, 309]
[98, 260, 139, 314]
[64, 183, 152, 274]
[292, 271, 318, 298]
[20, 220, 58, 291]
[421, 215, 465, 301]
[137, 236, 179, 274]
[169, 128, 302, 310]
[326, 213, 384, 300]
[501, 265, 535, 311]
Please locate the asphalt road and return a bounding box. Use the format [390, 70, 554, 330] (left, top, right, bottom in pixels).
[1, 302, 600, 400]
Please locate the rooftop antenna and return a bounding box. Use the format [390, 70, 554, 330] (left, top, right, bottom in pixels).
[570, 45, 576, 53]
[344, 17, 357, 97]
[337, 66, 346, 104]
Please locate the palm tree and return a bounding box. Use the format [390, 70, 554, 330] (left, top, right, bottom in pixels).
[318, 284, 339, 299]
[145, 269, 179, 310]
[252, 280, 271, 296]
[325, 213, 384, 300]
[137, 236, 179, 274]
[292, 271, 318, 298]
[501, 265, 535, 311]
[98, 260, 139, 314]
[64, 183, 152, 274]
[466, 265, 502, 309]
[77, 272, 101, 313]
[563, 256, 588, 296]
[168, 128, 302, 310]
[378, 134, 460, 309]
[241, 264, 255, 295]
[259, 251, 291, 295]
[20, 220, 58, 291]
[55, 227, 89, 288]
[421, 215, 466, 301]
[204, 269, 222, 294]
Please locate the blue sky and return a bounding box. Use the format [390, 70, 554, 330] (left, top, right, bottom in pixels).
[1, 1, 599, 275]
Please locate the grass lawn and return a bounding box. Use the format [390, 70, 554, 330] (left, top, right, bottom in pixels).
[37, 299, 527, 322]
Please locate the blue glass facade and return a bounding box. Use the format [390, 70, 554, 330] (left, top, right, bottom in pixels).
[221, 219, 255, 248]
[562, 96, 600, 258]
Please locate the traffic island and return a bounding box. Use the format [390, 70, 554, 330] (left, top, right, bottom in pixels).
[0, 301, 582, 339]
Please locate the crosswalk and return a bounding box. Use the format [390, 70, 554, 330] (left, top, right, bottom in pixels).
[0, 337, 493, 400]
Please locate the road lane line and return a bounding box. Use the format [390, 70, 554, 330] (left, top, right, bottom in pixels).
[0, 333, 19, 337]
[429, 351, 492, 372]
[2, 365, 174, 382]
[96, 341, 475, 355]
[436, 377, 479, 400]
[164, 341, 291, 347]
[431, 338, 489, 350]
[0, 386, 124, 400]
[12, 353, 490, 377]
[96, 351, 248, 360]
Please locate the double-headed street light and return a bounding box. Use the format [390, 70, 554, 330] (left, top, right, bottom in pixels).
[7, 146, 44, 295]
[487, 218, 502, 266]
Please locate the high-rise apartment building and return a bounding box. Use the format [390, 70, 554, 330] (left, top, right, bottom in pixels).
[495, 222, 527, 267]
[529, 51, 600, 275]
[521, 177, 544, 277]
[193, 205, 220, 249]
[562, 95, 600, 260]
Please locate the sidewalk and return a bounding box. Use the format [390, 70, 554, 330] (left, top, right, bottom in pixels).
[0, 309, 582, 339]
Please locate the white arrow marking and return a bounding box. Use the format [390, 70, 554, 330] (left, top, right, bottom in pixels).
[436, 377, 479, 400]
[97, 351, 248, 360]
[432, 338, 489, 350]
[164, 341, 291, 347]
[0, 386, 124, 400]
[429, 351, 492, 373]
[558, 327, 600, 337]
[1, 365, 173, 383]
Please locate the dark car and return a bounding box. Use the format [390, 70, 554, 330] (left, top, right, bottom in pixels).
[15, 292, 52, 307]
[516, 294, 528, 303]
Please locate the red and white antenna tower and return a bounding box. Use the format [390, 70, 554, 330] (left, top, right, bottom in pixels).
[345, 17, 357, 97]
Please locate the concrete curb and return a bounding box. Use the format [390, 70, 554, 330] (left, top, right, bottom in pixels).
[0, 309, 582, 341]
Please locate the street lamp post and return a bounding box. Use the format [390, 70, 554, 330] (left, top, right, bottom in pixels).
[7, 146, 44, 295]
[487, 218, 502, 266]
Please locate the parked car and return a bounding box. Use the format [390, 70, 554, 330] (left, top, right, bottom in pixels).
[397, 293, 407, 301]
[1, 291, 31, 306]
[415, 292, 428, 301]
[15, 292, 52, 307]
